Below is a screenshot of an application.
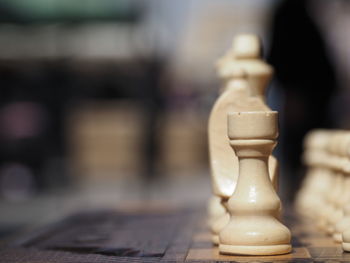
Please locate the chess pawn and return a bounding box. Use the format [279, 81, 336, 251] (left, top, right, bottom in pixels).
[342, 229, 350, 252]
[333, 139, 350, 242]
[219, 111, 291, 256]
[296, 169, 331, 219]
[323, 132, 347, 234]
[295, 130, 331, 218]
[316, 132, 338, 231]
[328, 133, 350, 240]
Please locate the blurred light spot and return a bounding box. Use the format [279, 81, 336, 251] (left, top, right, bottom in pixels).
[1, 102, 47, 140]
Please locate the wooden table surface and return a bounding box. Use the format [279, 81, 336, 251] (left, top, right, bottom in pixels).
[1, 204, 350, 263]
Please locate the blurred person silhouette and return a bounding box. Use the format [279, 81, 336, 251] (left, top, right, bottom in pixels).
[268, 0, 338, 201]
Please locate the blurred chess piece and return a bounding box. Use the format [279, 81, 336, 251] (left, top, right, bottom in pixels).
[321, 132, 346, 234]
[327, 133, 350, 234]
[333, 133, 350, 242]
[295, 130, 331, 218]
[297, 130, 350, 244]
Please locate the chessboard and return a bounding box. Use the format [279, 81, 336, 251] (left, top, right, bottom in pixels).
[1, 207, 350, 263]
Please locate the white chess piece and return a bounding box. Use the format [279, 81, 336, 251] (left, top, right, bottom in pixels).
[333, 133, 350, 242]
[322, 132, 346, 234]
[295, 130, 331, 218]
[219, 111, 291, 256]
[328, 133, 350, 234]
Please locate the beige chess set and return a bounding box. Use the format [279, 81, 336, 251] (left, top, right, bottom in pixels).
[207, 34, 350, 256]
[4, 34, 350, 263]
[43, 33, 345, 262]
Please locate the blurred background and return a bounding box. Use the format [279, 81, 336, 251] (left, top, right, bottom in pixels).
[0, 0, 349, 237]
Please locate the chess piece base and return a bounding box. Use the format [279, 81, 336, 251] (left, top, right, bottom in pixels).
[219, 244, 291, 256]
[342, 242, 350, 252]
